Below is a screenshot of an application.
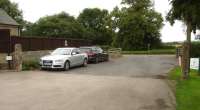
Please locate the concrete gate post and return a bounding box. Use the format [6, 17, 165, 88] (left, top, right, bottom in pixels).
[12, 44, 23, 71]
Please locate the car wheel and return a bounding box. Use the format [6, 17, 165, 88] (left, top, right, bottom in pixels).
[82, 59, 88, 67]
[40, 67, 45, 71]
[64, 61, 70, 71]
[105, 57, 109, 62]
[95, 57, 99, 64]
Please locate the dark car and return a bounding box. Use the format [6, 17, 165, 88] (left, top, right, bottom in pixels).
[79, 46, 109, 63]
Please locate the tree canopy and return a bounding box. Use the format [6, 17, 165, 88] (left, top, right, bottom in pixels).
[111, 0, 163, 50]
[24, 12, 86, 38]
[166, 0, 200, 78]
[19, 0, 163, 49]
[77, 8, 113, 45]
[167, 0, 200, 31]
[0, 0, 23, 24]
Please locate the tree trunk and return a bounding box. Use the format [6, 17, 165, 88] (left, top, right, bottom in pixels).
[182, 21, 192, 79]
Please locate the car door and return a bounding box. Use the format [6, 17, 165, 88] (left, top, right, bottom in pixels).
[71, 49, 82, 66]
[96, 47, 103, 61]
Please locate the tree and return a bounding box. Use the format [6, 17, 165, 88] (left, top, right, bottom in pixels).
[167, 0, 200, 79]
[77, 8, 113, 45]
[0, 0, 23, 25]
[24, 12, 86, 39]
[111, 0, 163, 50]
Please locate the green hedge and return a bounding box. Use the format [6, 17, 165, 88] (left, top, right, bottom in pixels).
[122, 49, 176, 55]
[22, 60, 40, 70]
[191, 42, 200, 57]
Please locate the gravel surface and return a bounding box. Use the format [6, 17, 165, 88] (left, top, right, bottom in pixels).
[0, 55, 177, 110]
[66, 55, 177, 77]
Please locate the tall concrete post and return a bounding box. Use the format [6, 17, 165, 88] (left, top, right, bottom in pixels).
[13, 44, 23, 71]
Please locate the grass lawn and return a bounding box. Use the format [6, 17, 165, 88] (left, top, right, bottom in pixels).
[122, 49, 176, 55]
[169, 67, 200, 110]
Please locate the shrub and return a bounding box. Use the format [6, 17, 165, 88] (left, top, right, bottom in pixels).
[122, 49, 175, 55]
[100, 45, 111, 51]
[191, 42, 200, 57]
[22, 60, 40, 70]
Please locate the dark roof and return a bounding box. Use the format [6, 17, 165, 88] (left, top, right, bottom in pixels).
[0, 9, 19, 26]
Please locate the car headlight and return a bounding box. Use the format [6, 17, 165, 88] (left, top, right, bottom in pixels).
[54, 60, 64, 63]
[39, 59, 43, 64]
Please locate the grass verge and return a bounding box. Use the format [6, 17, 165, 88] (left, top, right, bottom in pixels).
[122, 49, 175, 55]
[168, 67, 200, 110]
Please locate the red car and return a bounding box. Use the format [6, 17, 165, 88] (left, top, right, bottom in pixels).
[79, 46, 109, 63]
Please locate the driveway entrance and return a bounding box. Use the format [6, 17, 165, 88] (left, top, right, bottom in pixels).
[0, 55, 176, 110]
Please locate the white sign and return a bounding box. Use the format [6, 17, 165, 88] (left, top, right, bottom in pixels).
[190, 58, 199, 70]
[195, 35, 200, 40]
[6, 56, 12, 61]
[65, 40, 68, 46]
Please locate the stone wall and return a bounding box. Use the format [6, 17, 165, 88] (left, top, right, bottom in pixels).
[0, 24, 20, 36]
[0, 50, 52, 67]
[0, 53, 7, 64]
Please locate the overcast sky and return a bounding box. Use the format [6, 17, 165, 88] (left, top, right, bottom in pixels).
[10, 0, 196, 42]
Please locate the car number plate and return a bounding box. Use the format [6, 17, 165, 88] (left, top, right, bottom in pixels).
[43, 63, 52, 66]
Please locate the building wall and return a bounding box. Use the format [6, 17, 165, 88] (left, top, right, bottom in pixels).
[0, 24, 20, 36]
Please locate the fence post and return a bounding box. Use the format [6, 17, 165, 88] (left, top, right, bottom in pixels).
[12, 44, 23, 71]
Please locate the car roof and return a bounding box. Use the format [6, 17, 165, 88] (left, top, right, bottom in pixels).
[56, 47, 77, 50]
[80, 46, 100, 48]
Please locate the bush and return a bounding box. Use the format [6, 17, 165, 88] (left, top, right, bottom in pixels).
[122, 49, 176, 55]
[191, 42, 200, 57]
[100, 45, 111, 51]
[22, 60, 40, 70]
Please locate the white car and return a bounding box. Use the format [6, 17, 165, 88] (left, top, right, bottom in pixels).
[40, 48, 88, 70]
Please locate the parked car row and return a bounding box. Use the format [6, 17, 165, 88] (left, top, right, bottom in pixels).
[39, 46, 109, 70]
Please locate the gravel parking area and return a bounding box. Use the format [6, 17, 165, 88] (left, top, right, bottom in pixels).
[64, 55, 177, 77]
[0, 55, 176, 110]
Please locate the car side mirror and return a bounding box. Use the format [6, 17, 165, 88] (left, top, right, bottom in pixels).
[72, 52, 76, 55]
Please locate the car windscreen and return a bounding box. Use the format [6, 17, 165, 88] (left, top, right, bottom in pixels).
[51, 48, 71, 55]
[79, 48, 92, 53]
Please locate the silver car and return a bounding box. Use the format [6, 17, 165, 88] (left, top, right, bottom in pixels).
[40, 48, 88, 70]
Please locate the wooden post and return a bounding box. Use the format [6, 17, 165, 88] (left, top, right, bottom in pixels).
[12, 44, 23, 71]
[182, 42, 190, 79]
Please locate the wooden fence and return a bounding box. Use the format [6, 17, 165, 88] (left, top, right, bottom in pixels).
[0, 29, 91, 53]
[10, 36, 91, 52]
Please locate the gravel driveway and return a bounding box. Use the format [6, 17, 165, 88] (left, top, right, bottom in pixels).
[0, 55, 177, 110]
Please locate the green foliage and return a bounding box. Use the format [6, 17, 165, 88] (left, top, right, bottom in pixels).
[122, 49, 175, 55]
[0, 0, 24, 26]
[100, 45, 111, 51]
[167, 0, 200, 32]
[168, 67, 200, 110]
[111, 0, 163, 51]
[78, 8, 113, 45]
[22, 60, 40, 70]
[23, 12, 86, 38]
[191, 41, 200, 57]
